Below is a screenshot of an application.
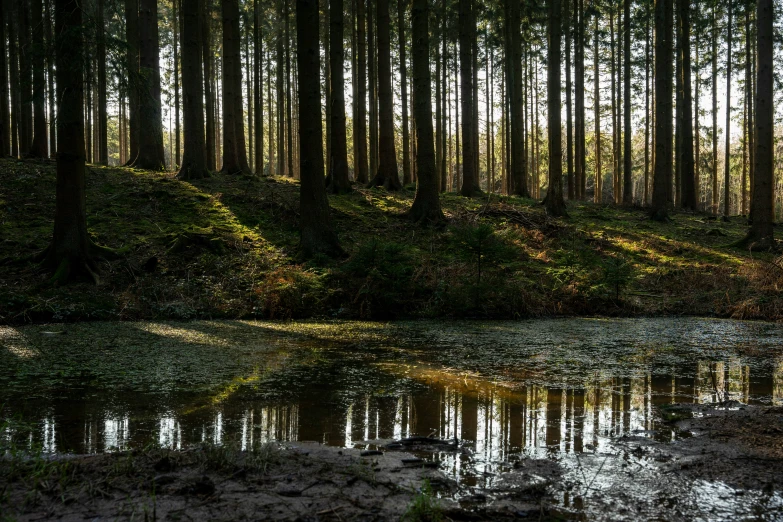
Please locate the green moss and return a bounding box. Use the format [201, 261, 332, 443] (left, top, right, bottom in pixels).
[0, 158, 780, 323]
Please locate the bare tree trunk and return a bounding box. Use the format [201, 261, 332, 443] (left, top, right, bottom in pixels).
[711, 3, 718, 215]
[328, 0, 351, 192]
[622, 0, 632, 204]
[740, 0, 773, 248]
[368, 0, 400, 189]
[408, 0, 443, 223]
[0, 1, 10, 156]
[254, 0, 263, 174]
[546, 0, 566, 215]
[594, 15, 602, 204]
[296, 0, 342, 258]
[565, 0, 573, 200]
[644, 3, 651, 205]
[458, 0, 480, 197]
[575, 0, 586, 199]
[202, 0, 215, 171]
[368, 0, 378, 179]
[220, 0, 252, 175]
[276, 0, 286, 176]
[286, 0, 294, 178]
[651, 0, 673, 220]
[507, 0, 528, 196]
[8, 1, 19, 157]
[18, 0, 32, 154]
[45, 0, 55, 156]
[723, 0, 732, 217]
[29, 0, 48, 157]
[133, 0, 166, 170]
[678, 0, 696, 209]
[355, 0, 368, 183]
[177, 0, 208, 179]
[398, 0, 411, 185]
[173, 0, 180, 167]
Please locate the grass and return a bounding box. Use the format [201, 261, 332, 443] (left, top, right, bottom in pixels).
[0, 157, 781, 323]
[402, 480, 444, 522]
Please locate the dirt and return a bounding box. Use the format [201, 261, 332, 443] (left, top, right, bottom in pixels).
[0, 441, 555, 522]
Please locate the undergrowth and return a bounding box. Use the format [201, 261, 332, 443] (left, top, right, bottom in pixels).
[0, 158, 780, 323]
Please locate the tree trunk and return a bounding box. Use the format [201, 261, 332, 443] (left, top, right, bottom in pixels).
[644, 4, 651, 205]
[677, 0, 696, 209]
[296, 0, 342, 258]
[575, 0, 586, 199]
[8, 0, 19, 157]
[440, 3, 447, 192]
[45, 0, 55, 156]
[622, 0, 632, 204]
[220, 0, 251, 174]
[711, 3, 718, 215]
[546, 0, 566, 216]
[565, 0, 574, 200]
[368, 0, 400, 189]
[745, 4, 754, 217]
[723, 0, 732, 217]
[651, 0, 673, 220]
[458, 0, 480, 197]
[285, 0, 294, 178]
[201, 0, 215, 171]
[44, 0, 104, 283]
[0, 1, 9, 156]
[741, 0, 773, 248]
[133, 0, 165, 170]
[694, 13, 700, 209]
[508, 0, 528, 197]
[18, 0, 32, 154]
[125, 0, 139, 164]
[29, 0, 47, 157]
[177, 0, 208, 180]
[408, 0, 443, 223]
[173, 0, 180, 167]
[276, 0, 286, 175]
[355, 0, 368, 183]
[368, 0, 378, 180]
[610, 9, 618, 203]
[328, 0, 351, 192]
[398, 0, 411, 185]
[594, 15, 602, 204]
[254, 0, 263, 174]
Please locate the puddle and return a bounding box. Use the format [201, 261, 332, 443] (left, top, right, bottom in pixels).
[2, 317, 783, 519]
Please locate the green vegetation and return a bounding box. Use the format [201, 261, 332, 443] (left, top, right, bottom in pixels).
[1, 158, 781, 324]
[402, 480, 444, 522]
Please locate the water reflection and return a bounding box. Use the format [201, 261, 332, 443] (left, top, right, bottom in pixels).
[7, 357, 781, 465]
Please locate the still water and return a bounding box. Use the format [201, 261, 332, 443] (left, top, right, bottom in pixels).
[2, 318, 783, 517]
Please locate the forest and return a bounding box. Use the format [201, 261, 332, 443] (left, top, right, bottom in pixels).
[0, 0, 783, 520]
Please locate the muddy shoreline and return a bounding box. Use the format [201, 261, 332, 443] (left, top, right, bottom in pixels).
[3, 404, 782, 521]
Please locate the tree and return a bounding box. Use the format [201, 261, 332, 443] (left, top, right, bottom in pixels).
[328, 0, 351, 193]
[398, 0, 411, 186]
[408, 0, 443, 223]
[651, 0, 673, 220]
[0, 0, 10, 156]
[545, 0, 567, 216]
[355, 0, 368, 183]
[739, 0, 774, 249]
[221, 0, 252, 175]
[96, 0, 108, 164]
[41, 0, 111, 283]
[132, 0, 165, 170]
[723, 0, 733, 217]
[507, 0, 528, 197]
[458, 0, 480, 197]
[28, 0, 47, 158]
[368, 0, 401, 189]
[125, 0, 139, 165]
[677, 0, 696, 209]
[177, 0, 209, 180]
[622, 0, 632, 205]
[296, 0, 343, 258]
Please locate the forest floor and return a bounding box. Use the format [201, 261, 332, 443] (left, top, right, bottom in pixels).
[1, 157, 782, 324]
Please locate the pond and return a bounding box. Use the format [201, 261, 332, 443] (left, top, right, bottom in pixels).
[2, 318, 783, 519]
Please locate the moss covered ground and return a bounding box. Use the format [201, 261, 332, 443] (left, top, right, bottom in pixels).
[0, 158, 781, 324]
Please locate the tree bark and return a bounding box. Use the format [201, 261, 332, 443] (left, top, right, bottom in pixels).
[254, 0, 263, 174]
[296, 0, 342, 258]
[220, 0, 252, 174]
[507, 0, 527, 197]
[546, 0, 566, 216]
[711, 3, 718, 215]
[201, 0, 215, 171]
[651, 0, 673, 220]
[44, 0, 102, 283]
[328, 0, 351, 192]
[125, 0, 139, 165]
[565, 0, 573, 200]
[0, 1, 10, 156]
[177, 0, 208, 180]
[458, 0, 480, 197]
[29, 0, 47, 157]
[677, 0, 696, 209]
[354, 0, 368, 183]
[45, 0, 55, 156]
[18, 0, 32, 154]
[723, 0, 732, 217]
[575, 0, 586, 199]
[173, 0, 180, 167]
[741, 0, 774, 249]
[368, 0, 401, 189]
[133, 0, 166, 170]
[622, 0, 632, 204]
[408, 0, 443, 223]
[594, 15, 602, 204]
[8, 0, 19, 157]
[398, 0, 411, 185]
